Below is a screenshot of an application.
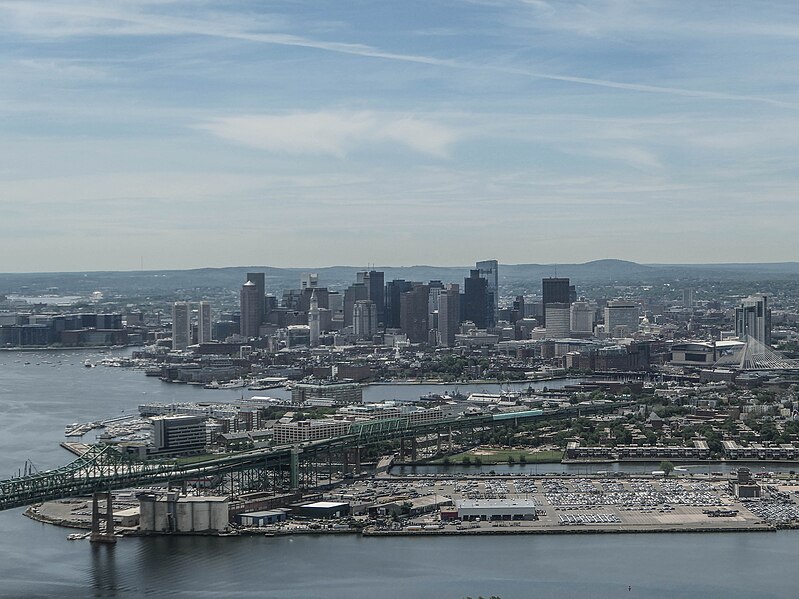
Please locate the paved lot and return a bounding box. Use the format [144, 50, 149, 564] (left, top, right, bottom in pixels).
[336, 475, 778, 532]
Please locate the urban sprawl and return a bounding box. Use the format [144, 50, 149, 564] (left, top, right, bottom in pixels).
[4, 261, 799, 541]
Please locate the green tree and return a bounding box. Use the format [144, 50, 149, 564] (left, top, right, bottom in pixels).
[659, 461, 675, 477]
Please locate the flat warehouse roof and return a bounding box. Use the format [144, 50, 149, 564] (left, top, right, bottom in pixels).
[303, 501, 349, 509]
[457, 498, 537, 509]
[241, 509, 289, 517]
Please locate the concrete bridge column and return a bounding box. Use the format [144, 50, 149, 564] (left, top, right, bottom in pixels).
[90, 491, 116, 544]
[355, 446, 361, 475]
[448, 426, 453, 452]
[411, 437, 417, 462]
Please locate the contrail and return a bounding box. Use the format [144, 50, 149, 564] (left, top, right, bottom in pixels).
[5, 2, 798, 109]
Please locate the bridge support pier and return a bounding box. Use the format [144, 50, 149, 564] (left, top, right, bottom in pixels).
[328, 446, 333, 485]
[411, 438, 417, 462]
[290, 447, 300, 490]
[355, 446, 361, 475]
[90, 491, 116, 544]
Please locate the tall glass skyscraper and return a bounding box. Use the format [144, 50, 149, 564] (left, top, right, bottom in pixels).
[476, 259, 498, 327]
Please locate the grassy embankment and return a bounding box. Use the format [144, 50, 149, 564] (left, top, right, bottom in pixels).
[429, 448, 563, 465]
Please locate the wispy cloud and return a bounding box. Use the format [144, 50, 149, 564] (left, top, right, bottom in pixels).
[3, 0, 799, 268]
[196, 112, 458, 158]
[569, 144, 663, 170]
[3, 1, 797, 109]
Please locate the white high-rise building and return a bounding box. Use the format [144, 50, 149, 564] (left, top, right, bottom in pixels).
[301, 273, 319, 290]
[353, 300, 377, 340]
[172, 301, 191, 350]
[309, 289, 321, 346]
[604, 301, 639, 338]
[437, 284, 460, 347]
[735, 294, 771, 345]
[197, 302, 212, 344]
[682, 288, 695, 308]
[570, 301, 594, 334]
[544, 302, 571, 338]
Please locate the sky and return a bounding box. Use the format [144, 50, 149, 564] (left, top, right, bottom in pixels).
[2, 0, 799, 272]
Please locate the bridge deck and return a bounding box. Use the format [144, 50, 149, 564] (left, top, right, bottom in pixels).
[0, 402, 628, 510]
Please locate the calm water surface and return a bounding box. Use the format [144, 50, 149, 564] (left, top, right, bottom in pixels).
[1, 351, 797, 598]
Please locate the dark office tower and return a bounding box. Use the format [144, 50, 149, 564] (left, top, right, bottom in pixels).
[400, 284, 430, 343]
[542, 277, 570, 327]
[240, 280, 261, 338]
[476, 259, 499, 327]
[264, 294, 277, 317]
[343, 283, 368, 327]
[512, 295, 525, 323]
[437, 284, 460, 347]
[569, 285, 577, 304]
[463, 269, 488, 328]
[246, 272, 266, 324]
[298, 287, 329, 312]
[357, 271, 385, 327]
[385, 279, 413, 328]
[171, 301, 191, 350]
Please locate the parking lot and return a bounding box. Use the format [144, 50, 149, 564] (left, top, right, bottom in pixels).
[333, 474, 777, 533]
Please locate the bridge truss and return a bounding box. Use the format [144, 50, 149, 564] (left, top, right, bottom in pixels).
[0, 402, 628, 511]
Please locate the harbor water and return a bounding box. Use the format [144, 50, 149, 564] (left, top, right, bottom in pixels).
[1, 350, 798, 598]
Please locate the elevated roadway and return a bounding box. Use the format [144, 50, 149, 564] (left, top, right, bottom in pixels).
[0, 401, 628, 511]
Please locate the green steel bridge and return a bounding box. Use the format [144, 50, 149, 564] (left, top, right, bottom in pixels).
[0, 402, 628, 511]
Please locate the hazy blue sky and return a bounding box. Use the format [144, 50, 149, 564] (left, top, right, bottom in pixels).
[2, 1, 798, 272]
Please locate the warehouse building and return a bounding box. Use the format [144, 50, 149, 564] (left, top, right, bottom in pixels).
[457, 498, 538, 521]
[294, 501, 351, 519]
[236, 509, 290, 527]
[728, 468, 761, 499]
[369, 495, 453, 518]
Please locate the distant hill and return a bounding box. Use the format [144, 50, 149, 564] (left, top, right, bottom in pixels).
[502, 260, 656, 283]
[0, 260, 797, 296]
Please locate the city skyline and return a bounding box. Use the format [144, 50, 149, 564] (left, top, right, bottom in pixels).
[3, 1, 799, 271]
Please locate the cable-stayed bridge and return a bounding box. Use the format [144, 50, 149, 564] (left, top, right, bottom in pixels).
[713, 335, 799, 371]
